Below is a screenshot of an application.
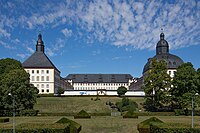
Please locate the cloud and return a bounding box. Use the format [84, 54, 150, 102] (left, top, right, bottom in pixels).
[0, 0, 199, 51]
[0, 40, 15, 49]
[112, 56, 132, 60]
[92, 50, 101, 56]
[26, 47, 34, 53]
[61, 28, 72, 37]
[46, 38, 65, 56]
[16, 53, 30, 59]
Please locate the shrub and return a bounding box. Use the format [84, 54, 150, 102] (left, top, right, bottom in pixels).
[116, 97, 138, 112]
[137, 117, 163, 133]
[123, 111, 138, 118]
[74, 110, 91, 119]
[56, 117, 82, 133]
[0, 118, 9, 123]
[135, 112, 175, 116]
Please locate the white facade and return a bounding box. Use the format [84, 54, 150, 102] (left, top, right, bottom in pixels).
[70, 80, 133, 91]
[167, 69, 177, 78]
[63, 90, 145, 96]
[25, 68, 55, 94]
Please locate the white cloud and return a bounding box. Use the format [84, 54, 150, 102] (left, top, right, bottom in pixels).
[0, 0, 199, 51]
[46, 38, 65, 57]
[61, 28, 72, 37]
[26, 47, 34, 53]
[16, 53, 30, 59]
[92, 50, 101, 56]
[0, 40, 15, 49]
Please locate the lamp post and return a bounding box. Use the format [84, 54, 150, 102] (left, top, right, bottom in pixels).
[8, 93, 15, 133]
[192, 93, 198, 128]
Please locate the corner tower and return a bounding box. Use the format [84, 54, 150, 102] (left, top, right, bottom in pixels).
[22, 34, 62, 94]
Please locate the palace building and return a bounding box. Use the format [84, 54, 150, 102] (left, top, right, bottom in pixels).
[22, 32, 183, 96]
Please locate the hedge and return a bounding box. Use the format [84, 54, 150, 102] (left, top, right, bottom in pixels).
[20, 109, 39, 116]
[74, 110, 91, 119]
[137, 117, 164, 133]
[0, 118, 9, 123]
[123, 111, 138, 118]
[56, 117, 82, 133]
[151, 123, 200, 133]
[0, 123, 70, 133]
[174, 109, 200, 116]
[135, 112, 175, 116]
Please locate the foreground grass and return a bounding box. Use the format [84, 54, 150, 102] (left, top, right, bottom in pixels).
[34, 97, 145, 114]
[1, 116, 200, 133]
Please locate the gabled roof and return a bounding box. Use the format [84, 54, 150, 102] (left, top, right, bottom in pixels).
[22, 51, 60, 72]
[65, 74, 133, 83]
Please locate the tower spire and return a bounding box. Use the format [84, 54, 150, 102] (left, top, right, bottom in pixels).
[36, 33, 44, 53]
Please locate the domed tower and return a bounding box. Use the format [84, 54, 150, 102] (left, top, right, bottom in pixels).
[156, 33, 169, 55]
[143, 32, 184, 77]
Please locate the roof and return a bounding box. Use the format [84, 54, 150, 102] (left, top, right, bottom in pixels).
[143, 53, 184, 73]
[65, 74, 133, 83]
[22, 51, 60, 72]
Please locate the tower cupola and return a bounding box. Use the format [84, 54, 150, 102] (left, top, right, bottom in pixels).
[36, 33, 44, 52]
[156, 32, 169, 55]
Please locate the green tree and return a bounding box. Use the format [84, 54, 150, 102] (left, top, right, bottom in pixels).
[0, 58, 39, 110]
[143, 58, 172, 111]
[171, 62, 199, 109]
[115, 97, 138, 112]
[57, 87, 64, 96]
[117, 86, 127, 96]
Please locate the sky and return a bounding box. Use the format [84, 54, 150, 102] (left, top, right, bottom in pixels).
[0, 0, 200, 78]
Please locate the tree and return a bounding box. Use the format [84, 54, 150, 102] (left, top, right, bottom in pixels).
[171, 62, 199, 109]
[57, 87, 64, 96]
[143, 58, 172, 111]
[0, 58, 39, 110]
[117, 86, 127, 96]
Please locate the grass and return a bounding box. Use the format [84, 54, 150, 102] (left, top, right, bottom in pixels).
[1, 116, 200, 133]
[34, 96, 144, 114]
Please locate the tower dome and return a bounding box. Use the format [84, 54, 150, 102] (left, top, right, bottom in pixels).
[143, 32, 184, 74]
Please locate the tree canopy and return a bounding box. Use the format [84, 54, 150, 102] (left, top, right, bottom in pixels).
[171, 62, 200, 109]
[0, 58, 38, 110]
[143, 58, 172, 111]
[117, 86, 127, 96]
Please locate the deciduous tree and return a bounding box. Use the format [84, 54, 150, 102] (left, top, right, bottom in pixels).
[143, 58, 172, 111]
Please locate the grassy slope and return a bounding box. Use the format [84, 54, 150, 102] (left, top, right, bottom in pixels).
[34, 97, 144, 113]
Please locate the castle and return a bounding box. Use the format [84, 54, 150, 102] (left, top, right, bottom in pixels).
[22, 32, 183, 96]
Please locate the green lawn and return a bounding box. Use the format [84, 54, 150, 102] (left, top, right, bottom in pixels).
[1, 116, 200, 133]
[1, 97, 200, 132]
[34, 97, 144, 114]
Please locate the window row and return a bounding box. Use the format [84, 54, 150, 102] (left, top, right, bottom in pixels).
[74, 87, 119, 90]
[40, 89, 49, 93]
[36, 84, 49, 88]
[27, 70, 49, 74]
[31, 76, 49, 81]
[74, 83, 128, 86]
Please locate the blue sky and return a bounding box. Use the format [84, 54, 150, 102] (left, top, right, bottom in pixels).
[0, 0, 200, 77]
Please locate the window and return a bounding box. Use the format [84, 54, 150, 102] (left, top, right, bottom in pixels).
[41, 70, 44, 74]
[169, 71, 171, 75]
[27, 70, 29, 73]
[32, 70, 34, 74]
[46, 70, 49, 74]
[46, 84, 49, 88]
[46, 76, 49, 81]
[37, 70, 39, 74]
[31, 76, 34, 81]
[41, 76, 44, 81]
[37, 84, 39, 88]
[46, 89, 49, 93]
[42, 89, 44, 92]
[37, 76, 39, 81]
[41, 84, 44, 88]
